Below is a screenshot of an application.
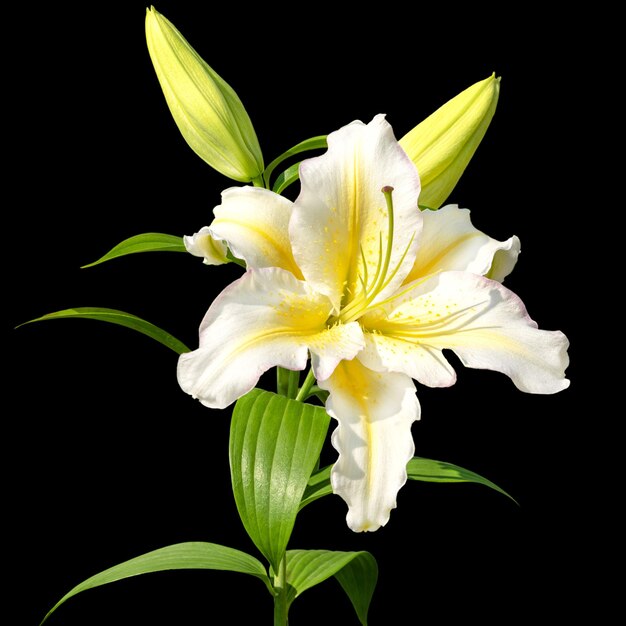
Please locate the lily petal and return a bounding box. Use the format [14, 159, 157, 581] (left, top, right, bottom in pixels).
[362, 271, 570, 394]
[177, 267, 363, 408]
[318, 359, 420, 532]
[183, 226, 229, 265]
[404, 204, 520, 284]
[209, 186, 302, 277]
[291, 114, 422, 313]
[359, 330, 457, 388]
[486, 236, 522, 283]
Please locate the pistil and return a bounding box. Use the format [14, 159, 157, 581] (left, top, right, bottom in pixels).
[334, 186, 416, 325]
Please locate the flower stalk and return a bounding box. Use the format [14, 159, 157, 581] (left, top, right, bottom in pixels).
[273, 554, 289, 626]
[295, 369, 317, 402]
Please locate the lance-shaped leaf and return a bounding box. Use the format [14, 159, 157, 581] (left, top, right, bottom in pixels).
[300, 456, 516, 509]
[81, 233, 186, 268]
[263, 135, 327, 189]
[19, 308, 189, 355]
[41, 542, 271, 624]
[285, 549, 377, 625]
[272, 161, 302, 195]
[230, 389, 330, 572]
[407, 457, 517, 503]
[299, 464, 333, 510]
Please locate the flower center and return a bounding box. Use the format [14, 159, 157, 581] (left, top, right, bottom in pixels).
[331, 186, 415, 325]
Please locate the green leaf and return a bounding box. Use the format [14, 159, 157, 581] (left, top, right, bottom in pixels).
[41, 542, 271, 624]
[300, 456, 517, 509]
[272, 161, 301, 195]
[230, 389, 330, 572]
[286, 549, 377, 625]
[407, 457, 518, 503]
[334, 552, 379, 626]
[81, 233, 187, 268]
[307, 386, 329, 403]
[299, 464, 332, 510]
[18, 307, 190, 355]
[263, 135, 327, 189]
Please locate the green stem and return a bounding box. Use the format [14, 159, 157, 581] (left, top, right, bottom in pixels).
[295, 369, 316, 402]
[273, 554, 289, 626]
[276, 367, 290, 396]
[287, 370, 300, 399]
[277, 368, 301, 399]
[308, 385, 329, 404]
[252, 173, 265, 188]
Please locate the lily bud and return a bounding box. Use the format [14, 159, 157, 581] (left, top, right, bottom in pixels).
[399, 74, 500, 209]
[145, 7, 264, 183]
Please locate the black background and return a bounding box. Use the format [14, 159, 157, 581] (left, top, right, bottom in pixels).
[7, 2, 594, 624]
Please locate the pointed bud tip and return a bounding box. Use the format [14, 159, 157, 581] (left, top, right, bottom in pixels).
[145, 6, 164, 25]
[489, 72, 502, 87]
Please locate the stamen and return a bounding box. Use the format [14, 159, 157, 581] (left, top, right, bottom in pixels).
[376, 298, 492, 340]
[366, 232, 385, 300]
[337, 185, 410, 324]
[374, 230, 416, 296]
[329, 185, 415, 324]
[358, 273, 368, 294]
[368, 265, 438, 312]
[369, 187, 396, 299]
[360, 244, 369, 289]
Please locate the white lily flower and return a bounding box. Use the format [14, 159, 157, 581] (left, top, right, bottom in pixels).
[178, 115, 569, 532]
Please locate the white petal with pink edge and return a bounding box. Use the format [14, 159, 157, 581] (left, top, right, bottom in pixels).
[177, 267, 363, 409]
[362, 271, 569, 394]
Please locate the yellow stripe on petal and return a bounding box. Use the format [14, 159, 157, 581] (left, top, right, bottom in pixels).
[291, 115, 421, 313]
[211, 186, 303, 277]
[319, 359, 419, 532]
[178, 267, 361, 409]
[404, 204, 520, 285]
[362, 271, 570, 394]
[307, 323, 364, 382]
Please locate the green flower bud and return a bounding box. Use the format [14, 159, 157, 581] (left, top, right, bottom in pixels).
[400, 74, 500, 209]
[145, 7, 264, 182]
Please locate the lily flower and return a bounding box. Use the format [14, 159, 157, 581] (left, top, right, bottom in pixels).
[145, 7, 264, 183]
[178, 115, 569, 532]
